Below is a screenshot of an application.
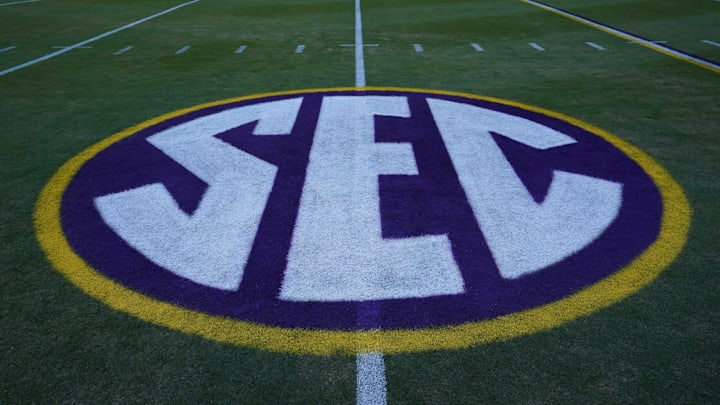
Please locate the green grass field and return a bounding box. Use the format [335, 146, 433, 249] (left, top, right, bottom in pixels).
[1, 0, 718, 403]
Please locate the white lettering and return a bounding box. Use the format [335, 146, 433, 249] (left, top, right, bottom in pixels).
[95, 98, 302, 290]
[428, 98, 622, 279]
[280, 96, 465, 301]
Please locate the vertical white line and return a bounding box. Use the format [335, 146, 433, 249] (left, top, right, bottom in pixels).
[0, 0, 200, 77]
[413, 43, 424, 53]
[354, 1, 384, 403]
[175, 45, 191, 54]
[235, 45, 248, 54]
[0, 46, 17, 53]
[529, 42, 545, 51]
[357, 352, 387, 405]
[354, 0, 366, 87]
[471, 43, 484, 52]
[295, 44, 305, 53]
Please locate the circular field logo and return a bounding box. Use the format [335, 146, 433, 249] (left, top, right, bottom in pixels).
[35, 88, 690, 354]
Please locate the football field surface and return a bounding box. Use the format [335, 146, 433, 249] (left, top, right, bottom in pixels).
[1, 0, 718, 403]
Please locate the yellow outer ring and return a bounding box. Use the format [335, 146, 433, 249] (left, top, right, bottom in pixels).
[34, 87, 692, 355]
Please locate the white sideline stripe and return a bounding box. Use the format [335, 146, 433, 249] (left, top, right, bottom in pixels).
[295, 44, 305, 53]
[520, 0, 720, 74]
[0, 0, 39, 6]
[0, 0, 200, 77]
[113, 45, 134, 55]
[357, 353, 387, 405]
[235, 45, 247, 54]
[175, 45, 191, 54]
[628, 40, 667, 44]
[354, 0, 366, 87]
[702, 40, 720, 48]
[471, 43, 484, 52]
[0, 46, 17, 53]
[585, 41, 606, 51]
[413, 43, 424, 53]
[529, 42, 545, 51]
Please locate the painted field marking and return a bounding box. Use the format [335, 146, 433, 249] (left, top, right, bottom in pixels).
[175, 45, 191, 55]
[585, 41, 606, 51]
[113, 46, 134, 55]
[53, 46, 92, 49]
[0, 0, 200, 77]
[295, 44, 305, 54]
[702, 40, 720, 48]
[235, 45, 247, 54]
[520, 0, 720, 74]
[341, 44, 379, 47]
[628, 40, 667, 44]
[0, 0, 39, 6]
[354, 0, 366, 87]
[413, 43, 424, 53]
[352, 1, 385, 403]
[357, 352, 387, 405]
[0, 46, 17, 53]
[471, 43, 485, 52]
[529, 42, 545, 51]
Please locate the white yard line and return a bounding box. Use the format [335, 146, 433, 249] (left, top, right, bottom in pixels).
[354, 0, 366, 87]
[413, 43, 424, 53]
[0, 0, 40, 7]
[0, 46, 17, 53]
[0, 0, 200, 77]
[353, 2, 386, 403]
[520, 0, 720, 74]
[175, 45, 191, 55]
[471, 43, 485, 52]
[295, 44, 306, 53]
[235, 45, 247, 54]
[701, 40, 720, 48]
[357, 352, 388, 405]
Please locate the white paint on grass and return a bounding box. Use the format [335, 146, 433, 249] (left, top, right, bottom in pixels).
[350, 3, 385, 405]
[354, 0, 366, 87]
[175, 45, 191, 55]
[234, 45, 247, 54]
[0, 46, 17, 53]
[521, 0, 720, 73]
[585, 41, 606, 51]
[0, 0, 39, 6]
[471, 43, 484, 52]
[295, 44, 305, 54]
[529, 42, 545, 51]
[96, 98, 303, 291]
[701, 39, 720, 48]
[52, 46, 92, 49]
[113, 46, 134, 55]
[413, 43, 424, 53]
[0, 0, 200, 77]
[280, 96, 464, 301]
[427, 98, 622, 279]
[357, 353, 387, 405]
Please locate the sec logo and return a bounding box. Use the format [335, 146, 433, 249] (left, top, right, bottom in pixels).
[35, 88, 690, 354]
